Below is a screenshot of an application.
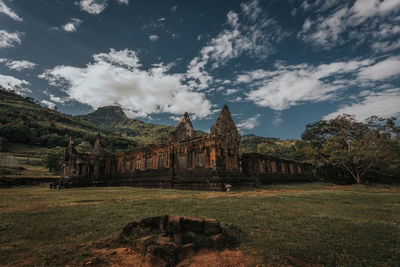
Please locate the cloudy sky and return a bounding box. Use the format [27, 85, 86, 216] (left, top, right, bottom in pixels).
[1, 0, 400, 139]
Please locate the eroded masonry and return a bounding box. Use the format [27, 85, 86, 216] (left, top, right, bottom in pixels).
[55, 105, 313, 190]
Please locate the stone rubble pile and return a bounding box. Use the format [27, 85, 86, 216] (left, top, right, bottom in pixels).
[120, 215, 238, 266]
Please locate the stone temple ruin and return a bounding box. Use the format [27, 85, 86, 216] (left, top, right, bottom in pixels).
[55, 105, 313, 190]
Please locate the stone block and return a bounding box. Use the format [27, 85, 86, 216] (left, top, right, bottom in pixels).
[159, 215, 168, 233]
[166, 216, 181, 234]
[172, 232, 183, 244]
[120, 221, 139, 240]
[137, 226, 153, 236]
[182, 216, 203, 233]
[140, 215, 167, 230]
[183, 231, 196, 244]
[203, 218, 221, 235]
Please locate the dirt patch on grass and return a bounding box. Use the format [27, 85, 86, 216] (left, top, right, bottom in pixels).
[87, 247, 255, 267]
[177, 249, 255, 267]
[85, 247, 161, 267]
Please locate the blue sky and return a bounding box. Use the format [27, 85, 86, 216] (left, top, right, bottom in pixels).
[1, 0, 400, 139]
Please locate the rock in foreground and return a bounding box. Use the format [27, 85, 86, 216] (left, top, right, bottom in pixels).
[120, 215, 241, 266]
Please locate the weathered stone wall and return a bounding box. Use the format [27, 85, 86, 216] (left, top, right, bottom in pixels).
[241, 153, 314, 184]
[57, 106, 314, 190]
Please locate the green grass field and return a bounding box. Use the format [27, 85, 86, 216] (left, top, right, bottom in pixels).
[0, 183, 399, 266]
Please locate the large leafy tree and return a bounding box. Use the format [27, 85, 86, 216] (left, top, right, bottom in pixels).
[302, 114, 399, 184]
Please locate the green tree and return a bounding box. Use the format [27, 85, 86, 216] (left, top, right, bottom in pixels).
[44, 147, 64, 173]
[302, 114, 399, 184]
[257, 139, 308, 161]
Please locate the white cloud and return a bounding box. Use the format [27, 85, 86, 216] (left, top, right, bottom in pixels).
[49, 94, 67, 104]
[298, 6, 349, 48]
[240, 0, 262, 21]
[42, 89, 69, 104]
[39, 49, 212, 118]
[186, 0, 287, 90]
[77, 0, 130, 14]
[372, 39, 400, 53]
[5, 59, 36, 71]
[298, 0, 400, 50]
[0, 0, 23, 21]
[358, 56, 400, 80]
[225, 88, 239, 95]
[300, 0, 340, 13]
[237, 114, 261, 130]
[243, 59, 372, 110]
[41, 100, 56, 109]
[0, 74, 30, 93]
[0, 30, 22, 48]
[241, 55, 400, 113]
[93, 48, 140, 68]
[351, 0, 400, 22]
[228, 96, 243, 102]
[63, 18, 82, 33]
[373, 23, 400, 39]
[324, 88, 400, 120]
[77, 0, 107, 14]
[149, 34, 159, 41]
[186, 56, 213, 90]
[169, 115, 181, 121]
[273, 111, 283, 126]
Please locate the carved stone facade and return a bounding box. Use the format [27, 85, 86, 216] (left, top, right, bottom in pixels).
[55, 105, 313, 191]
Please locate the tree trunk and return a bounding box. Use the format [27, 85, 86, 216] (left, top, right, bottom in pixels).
[352, 173, 362, 184]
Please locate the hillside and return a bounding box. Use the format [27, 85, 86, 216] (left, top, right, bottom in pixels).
[0, 86, 295, 156]
[0, 87, 135, 152]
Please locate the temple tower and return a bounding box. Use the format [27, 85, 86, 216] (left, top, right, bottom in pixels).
[168, 112, 196, 142]
[210, 105, 240, 171]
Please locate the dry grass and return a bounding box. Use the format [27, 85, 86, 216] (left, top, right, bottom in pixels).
[0, 182, 399, 266]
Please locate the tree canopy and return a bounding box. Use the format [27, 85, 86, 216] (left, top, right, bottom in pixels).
[302, 114, 399, 184]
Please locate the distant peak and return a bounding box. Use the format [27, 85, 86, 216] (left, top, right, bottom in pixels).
[96, 105, 124, 113]
[88, 105, 128, 122]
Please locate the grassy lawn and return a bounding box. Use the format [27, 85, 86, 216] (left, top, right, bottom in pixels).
[0, 183, 399, 266]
